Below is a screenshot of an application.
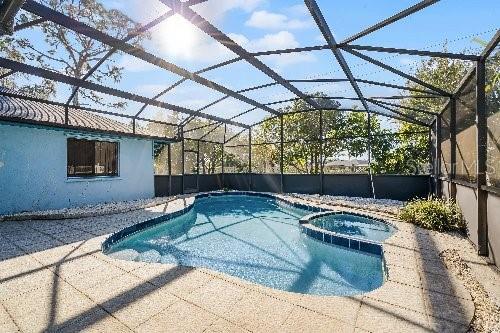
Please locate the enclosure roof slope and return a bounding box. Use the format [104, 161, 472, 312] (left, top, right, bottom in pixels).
[0, 0, 498, 134]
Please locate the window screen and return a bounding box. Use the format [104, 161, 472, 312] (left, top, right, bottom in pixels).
[67, 138, 118, 177]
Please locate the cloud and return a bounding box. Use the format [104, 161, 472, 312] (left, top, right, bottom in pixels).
[131, 2, 315, 70]
[195, 0, 264, 21]
[236, 31, 316, 69]
[238, 31, 299, 51]
[135, 0, 265, 64]
[286, 4, 309, 16]
[245, 10, 311, 30]
[133, 83, 170, 96]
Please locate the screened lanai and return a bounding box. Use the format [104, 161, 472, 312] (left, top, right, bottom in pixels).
[0, 0, 499, 260]
[3, 2, 500, 332]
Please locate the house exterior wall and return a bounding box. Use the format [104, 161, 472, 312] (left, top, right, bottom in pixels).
[0, 122, 154, 215]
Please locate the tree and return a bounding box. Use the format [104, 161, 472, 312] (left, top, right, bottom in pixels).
[0, 39, 55, 98]
[147, 110, 249, 175]
[251, 93, 401, 174]
[199, 141, 222, 174]
[11, 0, 148, 107]
[223, 152, 247, 173]
[253, 93, 342, 174]
[375, 49, 470, 174]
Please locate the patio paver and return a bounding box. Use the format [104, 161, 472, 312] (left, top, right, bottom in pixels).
[0, 193, 485, 332]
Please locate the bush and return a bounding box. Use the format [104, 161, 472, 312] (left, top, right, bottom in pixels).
[399, 197, 465, 232]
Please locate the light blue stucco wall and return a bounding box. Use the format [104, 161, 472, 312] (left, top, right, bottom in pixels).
[0, 122, 155, 215]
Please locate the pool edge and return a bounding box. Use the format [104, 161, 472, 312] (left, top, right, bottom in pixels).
[101, 191, 394, 261]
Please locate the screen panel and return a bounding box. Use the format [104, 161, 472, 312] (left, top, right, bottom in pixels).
[251, 143, 280, 174]
[486, 46, 500, 187]
[440, 105, 451, 178]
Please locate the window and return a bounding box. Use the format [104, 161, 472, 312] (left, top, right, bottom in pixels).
[67, 138, 118, 177]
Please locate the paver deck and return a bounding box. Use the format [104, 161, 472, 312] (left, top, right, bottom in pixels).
[0, 193, 483, 332]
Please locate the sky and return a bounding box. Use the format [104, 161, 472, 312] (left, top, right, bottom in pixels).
[8, 0, 500, 127]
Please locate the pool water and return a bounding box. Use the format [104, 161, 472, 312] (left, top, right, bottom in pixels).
[106, 195, 385, 296]
[310, 213, 395, 242]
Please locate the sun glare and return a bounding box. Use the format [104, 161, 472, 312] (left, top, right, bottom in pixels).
[156, 15, 200, 59]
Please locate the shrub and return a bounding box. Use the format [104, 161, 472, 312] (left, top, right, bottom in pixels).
[399, 197, 465, 232]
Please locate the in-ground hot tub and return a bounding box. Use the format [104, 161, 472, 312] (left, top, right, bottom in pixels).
[103, 192, 396, 296]
[306, 211, 396, 242]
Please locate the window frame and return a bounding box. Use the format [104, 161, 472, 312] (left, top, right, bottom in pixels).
[67, 137, 119, 178]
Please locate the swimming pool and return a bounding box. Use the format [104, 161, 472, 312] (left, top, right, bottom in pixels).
[104, 193, 389, 296]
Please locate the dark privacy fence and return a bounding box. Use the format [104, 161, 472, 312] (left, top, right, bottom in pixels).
[154, 173, 430, 202]
[433, 34, 499, 265]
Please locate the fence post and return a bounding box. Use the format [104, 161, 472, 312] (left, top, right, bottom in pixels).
[476, 60, 488, 256]
[367, 112, 375, 198]
[248, 128, 252, 191]
[280, 115, 284, 193]
[168, 143, 172, 196]
[196, 140, 200, 191]
[435, 116, 442, 197]
[222, 124, 226, 190]
[450, 96, 457, 200]
[181, 128, 185, 194]
[319, 109, 324, 195]
[428, 126, 433, 196]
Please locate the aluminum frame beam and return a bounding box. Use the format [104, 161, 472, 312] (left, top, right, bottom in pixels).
[181, 82, 278, 127]
[251, 45, 329, 57]
[340, 0, 439, 45]
[368, 99, 430, 127]
[249, 102, 426, 128]
[0, 90, 180, 141]
[65, 8, 181, 107]
[305, 0, 370, 112]
[287, 78, 440, 95]
[158, 0, 323, 111]
[180, 82, 278, 127]
[13, 17, 45, 31]
[183, 121, 220, 134]
[479, 29, 500, 60]
[22, 0, 278, 117]
[136, 57, 241, 118]
[342, 44, 480, 61]
[344, 48, 451, 96]
[250, 43, 475, 62]
[264, 95, 440, 108]
[368, 98, 438, 116]
[0, 57, 249, 128]
[224, 128, 247, 144]
[0, 69, 15, 79]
